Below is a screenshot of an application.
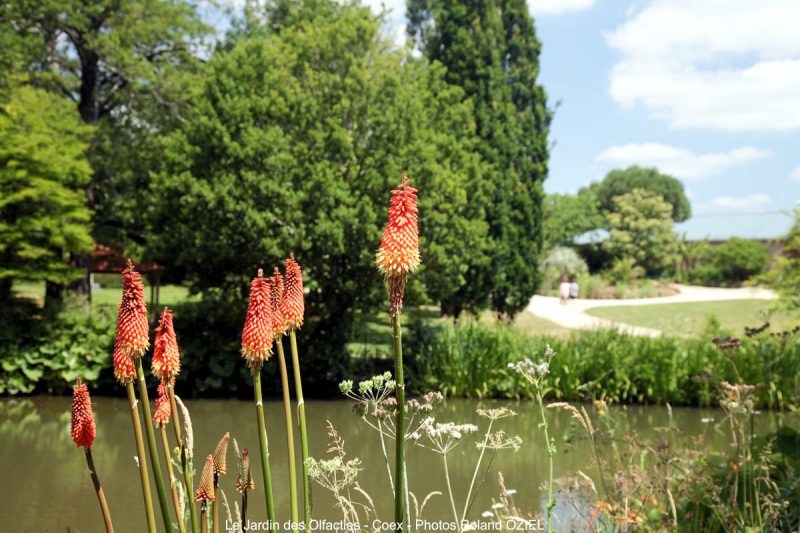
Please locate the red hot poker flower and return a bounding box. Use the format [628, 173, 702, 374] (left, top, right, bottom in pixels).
[153, 381, 172, 428]
[268, 268, 286, 337]
[116, 261, 150, 358]
[241, 269, 274, 370]
[280, 255, 304, 331]
[71, 379, 96, 449]
[113, 340, 136, 384]
[376, 174, 420, 316]
[213, 432, 230, 476]
[152, 307, 181, 382]
[195, 454, 216, 502]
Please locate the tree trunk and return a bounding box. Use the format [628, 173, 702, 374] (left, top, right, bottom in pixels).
[45, 280, 64, 308]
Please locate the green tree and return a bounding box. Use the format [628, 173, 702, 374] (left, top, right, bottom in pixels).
[712, 238, 770, 284]
[408, 0, 551, 317]
[1, 0, 209, 294]
[603, 189, 678, 275]
[543, 191, 605, 250]
[768, 210, 800, 308]
[148, 2, 490, 377]
[590, 166, 691, 222]
[0, 86, 93, 302]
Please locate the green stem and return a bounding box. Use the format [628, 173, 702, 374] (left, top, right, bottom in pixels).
[84, 447, 115, 533]
[160, 425, 186, 533]
[391, 315, 406, 530]
[168, 384, 199, 533]
[135, 359, 176, 533]
[253, 368, 276, 530]
[443, 454, 460, 533]
[213, 474, 220, 533]
[277, 339, 300, 527]
[536, 391, 555, 532]
[126, 381, 157, 533]
[289, 329, 311, 527]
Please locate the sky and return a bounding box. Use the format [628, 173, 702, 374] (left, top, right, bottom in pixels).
[212, 0, 800, 239]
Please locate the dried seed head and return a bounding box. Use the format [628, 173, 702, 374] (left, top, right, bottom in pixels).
[71, 378, 96, 449]
[153, 381, 171, 428]
[112, 340, 136, 384]
[281, 255, 304, 331]
[115, 261, 150, 358]
[376, 174, 420, 316]
[195, 454, 216, 502]
[268, 269, 286, 337]
[213, 432, 230, 476]
[235, 448, 255, 493]
[241, 270, 274, 370]
[152, 307, 181, 382]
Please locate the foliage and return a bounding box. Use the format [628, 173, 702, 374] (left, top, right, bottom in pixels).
[588, 166, 691, 222]
[0, 85, 94, 294]
[762, 209, 800, 308]
[542, 191, 605, 250]
[539, 246, 588, 288]
[603, 188, 679, 276]
[408, 0, 551, 317]
[149, 3, 489, 365]
[604, 257, 644, 285]
[688, 238, 770, 286]
[406, 321, 800, 408]
[0, 301, 115, 395]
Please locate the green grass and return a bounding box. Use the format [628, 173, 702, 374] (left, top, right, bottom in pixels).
[587, 299, 800, 337]
[11, 280, 197, 308]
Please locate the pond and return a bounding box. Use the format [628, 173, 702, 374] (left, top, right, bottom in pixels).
[1, 396, 795, 531]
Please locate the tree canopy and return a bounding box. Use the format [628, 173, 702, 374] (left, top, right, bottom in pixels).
[408, 0, 551, 317]
[543, 191, 605, 250]
[589, 166, 692, 222]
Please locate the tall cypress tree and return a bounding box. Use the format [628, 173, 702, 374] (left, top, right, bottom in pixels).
[408, 0, 551, 317]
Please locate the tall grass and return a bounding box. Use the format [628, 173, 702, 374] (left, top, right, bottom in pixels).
[406, 321, 800, 409]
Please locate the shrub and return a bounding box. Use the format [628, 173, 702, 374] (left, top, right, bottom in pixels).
[539, 246, 588, 293]
[689, 238, 770, 286]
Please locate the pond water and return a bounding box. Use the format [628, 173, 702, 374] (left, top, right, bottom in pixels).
[1, 396, 795, 532]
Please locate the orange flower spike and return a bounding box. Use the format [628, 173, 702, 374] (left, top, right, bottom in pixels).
[116, 260, 150, 358]
[113, 341, 136, 384]
[376, 174, 420, 316]
[213, 432, 230, 476]
[236, 449, 255, 493]
[268, 268, 287, 337]
[152, 307, 181, 382]
[195, 454, 216, 502]
[241, 269, 274, 370]
[153, 381, 172, 428]
[71, 378, 96, 449]
[281, 255, 304, 331]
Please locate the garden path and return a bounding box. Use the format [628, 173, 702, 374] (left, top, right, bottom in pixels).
[527, 284, 778, 337]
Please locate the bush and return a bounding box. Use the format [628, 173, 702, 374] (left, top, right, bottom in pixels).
[689, 238, 770, 286]
[539, 247, 588, 293]
[406, 321, 800, 408]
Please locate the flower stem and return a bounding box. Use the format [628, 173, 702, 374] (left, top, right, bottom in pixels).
[136, 359, 176, 533]
[289, 330, 311, 528]
[160, 424, 186, 533]
[168, 384, 200, 533]
[84, 447, 115, 533]
[277, 338, 300, 527]
[126, 381, 157, 533]
[391, 315, 406, 530]
[536, 391, 555, 532]
[241, 492, 249, 531]
[213, 474, 220, 533]
[461, 420, 494, 522]
[442, 454, 460, 533]
[200, 502, 208, 533]
[253, 368, 276, 530]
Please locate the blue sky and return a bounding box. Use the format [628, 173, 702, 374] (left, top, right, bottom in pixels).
[213, 0, 800, 239]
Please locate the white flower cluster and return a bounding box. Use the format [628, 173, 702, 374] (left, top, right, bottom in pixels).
[410, 417, 478, 442]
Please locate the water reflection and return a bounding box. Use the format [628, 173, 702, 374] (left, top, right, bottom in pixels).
[1, 397, 795, 531]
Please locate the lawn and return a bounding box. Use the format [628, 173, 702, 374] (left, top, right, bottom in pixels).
[11, 280, 197, 308]
[587, 299, 800, 337]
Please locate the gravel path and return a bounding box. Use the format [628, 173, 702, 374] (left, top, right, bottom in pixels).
[526, 284, 778, 337]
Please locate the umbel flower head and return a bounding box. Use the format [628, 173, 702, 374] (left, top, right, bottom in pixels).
[280, 255, 304, 331]
[115, 261, 150, 358]
[113, 340, 136, 384]
[376, 174, 420, 316]
[268, 268, 287, 338]
[152, 307, 181, 382]
[213, 432, 230, 476]
[195, 454, 216, 502]
[153, 381, 172, 428]
[71, 378, 96, 449]
[235, 448, 255, 493]
[241, 269, 274, 370]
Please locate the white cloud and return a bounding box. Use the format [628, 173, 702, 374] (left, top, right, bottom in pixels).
[606, 0, 800, 131]
[528, 0, 595, 16]
[791, 167, 800, 183]
[712, 194, 771, 210]
[595, 143, 771, 179]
